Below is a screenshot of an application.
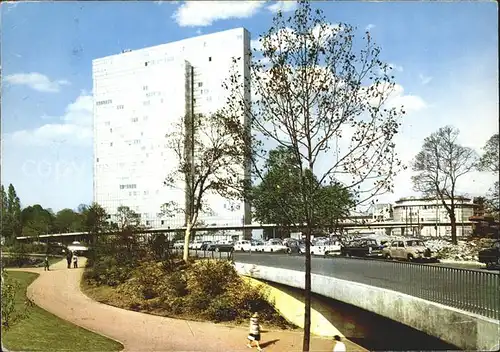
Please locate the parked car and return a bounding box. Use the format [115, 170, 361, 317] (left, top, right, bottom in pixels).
[254, 239, 288, 253]
[478, 240, 500, 268]
[206, 241, 234, 252]
[189, 241, 204, 250]
[234, 240, 252, 251]
[382, 238, 438, 262]
[200, 241, 214, 250]
[173, 240, 184, 249]
[341, 238, 384, 258]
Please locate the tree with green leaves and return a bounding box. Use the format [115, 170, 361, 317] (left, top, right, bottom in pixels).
[0, 184, 22, 243]
[20, 204, 54, 238]
[412, 126, 478, 244]
[54, 208, 84, 233]
[251, 147, 354, 236]
[223, 2, 405, 350]
[163, 111, 248, 262]
[80, 203, 111, 246]
[477, 133, 499, 219]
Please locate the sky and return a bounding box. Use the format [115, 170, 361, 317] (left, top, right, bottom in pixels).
[1, 0, 498, 212]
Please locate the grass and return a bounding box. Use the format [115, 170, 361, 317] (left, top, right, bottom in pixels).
[2, 271, 124, 352]
[1, 256, 63, 268]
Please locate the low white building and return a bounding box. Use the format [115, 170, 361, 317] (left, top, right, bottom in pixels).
[392, 196, 475, 237]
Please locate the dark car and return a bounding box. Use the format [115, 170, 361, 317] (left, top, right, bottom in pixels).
[206, 242, 234, 252]
[341, 238, 384, 258]
[478, 240, 500, 268]
[199, 241, 213, 250]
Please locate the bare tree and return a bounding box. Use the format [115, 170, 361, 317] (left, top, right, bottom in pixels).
[163, 112, 247, 262]
[478, 133, 499, 218]
[412, 126, 478, 244]
[222, 2, 405, 350]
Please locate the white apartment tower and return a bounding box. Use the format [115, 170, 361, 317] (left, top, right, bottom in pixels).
[92, 28, 251, 228]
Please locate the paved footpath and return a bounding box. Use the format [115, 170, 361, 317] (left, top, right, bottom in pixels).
[10, 259, 365, 352]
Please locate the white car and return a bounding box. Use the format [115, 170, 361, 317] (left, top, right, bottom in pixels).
[234, 240, 252, 251]
[255, 239, 289, 253]
[173, 240, 184, 249]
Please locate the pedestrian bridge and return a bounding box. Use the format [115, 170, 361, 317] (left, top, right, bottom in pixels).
[233, 258, 500, 351]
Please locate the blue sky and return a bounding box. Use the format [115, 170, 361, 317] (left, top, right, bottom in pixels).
[1, 0, 498, 212]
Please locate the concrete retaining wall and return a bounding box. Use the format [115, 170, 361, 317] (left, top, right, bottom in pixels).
[235, 262, 500, 351]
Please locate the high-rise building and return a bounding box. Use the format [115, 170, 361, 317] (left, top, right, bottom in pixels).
[92, 28, 251, 228]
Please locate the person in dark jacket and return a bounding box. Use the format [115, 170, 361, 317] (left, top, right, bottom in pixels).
[66, 250, 72, 269]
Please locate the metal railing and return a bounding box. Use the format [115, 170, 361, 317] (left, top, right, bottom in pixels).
[171, 248, 234, 261]
[333, 257, 500, 320]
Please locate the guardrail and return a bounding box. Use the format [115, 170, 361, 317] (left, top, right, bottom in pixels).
[171, 248, 234, 261]
[342, 257, 500, 320]
[234, 252, 499, 320]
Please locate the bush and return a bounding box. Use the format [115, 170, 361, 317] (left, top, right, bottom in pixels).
[205, 295, 238, 322]
[1, 270, 30, 329]
[83, 256, 133, 287]
[186, 260, 240, 298]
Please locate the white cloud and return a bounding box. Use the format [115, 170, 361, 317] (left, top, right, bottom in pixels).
[172, 1, 265, 27]
[6, 92, 93, 147]
[267, 1, 297, 13]
[419, 73, 433, 85]
[4, 72, 70, 93]
[365, 24, 376, 31]
[388, 85, 427, 112]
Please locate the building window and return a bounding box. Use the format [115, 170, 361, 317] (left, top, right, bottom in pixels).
[145, 62, 148, 66]
[104, 121, 110, 126]
[143, 100, 150, 106]
[96, 158, 99, 162]
[110, 142, 113, 147]
[198, 82, 203, 88]
[96, 99, 112, 106]
[143, 116, 148, 121]
[161, 220, 165, 225]
[143, 86, 148, 91]
[146, 221, 150, 226]
[119, 184, 137, 190]
[131, 117, 138, 122]
[117, 104, 124, 110]
[208, 56, 212, 62]
[110, 128, 113, 132]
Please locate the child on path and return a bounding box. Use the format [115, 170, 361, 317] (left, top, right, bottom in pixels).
[43, 256, 50, 271]
[246, 312, 263, 351]
[73, 253, 78, 268]
[332, 335, 346, 352]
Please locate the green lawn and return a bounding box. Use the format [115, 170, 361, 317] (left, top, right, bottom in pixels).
[2, 271, 124, 352]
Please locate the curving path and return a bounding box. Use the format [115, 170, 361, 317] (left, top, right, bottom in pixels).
[10, 259, 364, 352]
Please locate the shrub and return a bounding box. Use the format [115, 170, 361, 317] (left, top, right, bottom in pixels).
[83, 255, 133, 287]
[205, 295, 238, 322]
[186, 260, 239, 298]
[1, 270, 30, 329]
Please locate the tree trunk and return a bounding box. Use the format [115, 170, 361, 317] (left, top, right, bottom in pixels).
[450, 213, 457, 245]
[302, 224, 312, 352]
[183, 224, 192, 262]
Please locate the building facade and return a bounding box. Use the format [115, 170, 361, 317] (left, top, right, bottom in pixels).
[93, 28, 251, 228]
[392, 196, 475, 237]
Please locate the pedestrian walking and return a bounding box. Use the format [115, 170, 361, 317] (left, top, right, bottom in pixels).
[43, 256, 50, 271]
[73, 253, 78, 268]
[66, 250, 72, 269]
[246, 312, 263, 351]
[332, 335, 346, 352]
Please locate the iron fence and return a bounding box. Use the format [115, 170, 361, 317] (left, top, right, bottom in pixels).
[171, 248, 234, 261]
[332, 257, 500, 320]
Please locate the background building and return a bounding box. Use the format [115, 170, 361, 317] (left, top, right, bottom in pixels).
[93, 28, 251, 228]
[392, 196, 475, 237]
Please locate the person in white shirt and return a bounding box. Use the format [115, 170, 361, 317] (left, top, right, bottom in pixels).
[333, 335, 346, 352]
[246, 312, 263, 351]
[72, 253, 78, 268]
